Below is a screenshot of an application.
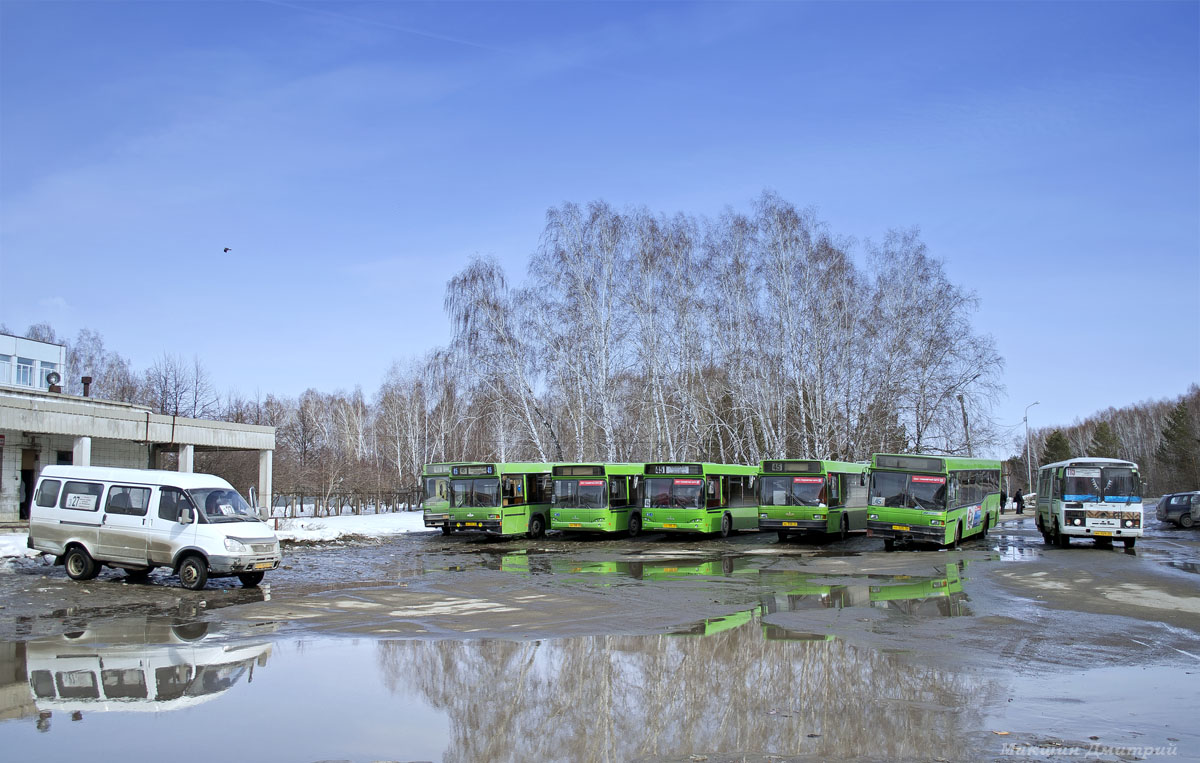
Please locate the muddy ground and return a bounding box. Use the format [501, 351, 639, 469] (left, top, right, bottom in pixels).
[0, 514, 1196, 762]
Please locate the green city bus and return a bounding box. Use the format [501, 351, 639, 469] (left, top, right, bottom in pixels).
[639, 462, 759, 537]
[757, 459, 870, 541]
[865, 454, 1001, 551]
[421, 462, 469, 534]
[549, 463, 645, 537]
[445, 462, 553, 538]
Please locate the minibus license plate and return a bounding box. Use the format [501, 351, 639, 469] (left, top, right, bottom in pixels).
[254, 562, 273, 570]
[782, 521, 798, 527]
[892, 525, 910, 531]
[663, 523, 677, 528]
[1093, 530, 1112, 536]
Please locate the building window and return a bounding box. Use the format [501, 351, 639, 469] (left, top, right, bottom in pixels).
[0, 355, 11, 384]
[15, 357, 35, 387]
[39, 362, 59, 388]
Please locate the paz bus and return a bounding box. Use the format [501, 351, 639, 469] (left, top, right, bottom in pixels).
[757, 459, 870, 541]
[444, 462, 553, 538]
[865, 454, 1001, 551]
[1035, 457, 1142, 549]
[421, 462, 468, 534]
[549, 463, 645, 536]
[639, 462, 759, 537]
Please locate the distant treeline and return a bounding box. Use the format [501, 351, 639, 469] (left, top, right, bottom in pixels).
[20, 193, 1195, 501]
[1004, 386, 1200, 495]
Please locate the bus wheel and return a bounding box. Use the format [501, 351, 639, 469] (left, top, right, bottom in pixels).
[527, 514, 546, 540]
[1095, 537, 1113, 549]
[441, 526, 453, 535]
[1054, 524, 1070, 548]
[949, 523, 962, 550]
[883, 538, 895, 552]
[777, 531, 789, 542]
[628, 514, 642, 538]
[719, 514, 732, 538]
[839, 515, 849, 542]
[64, 547, 99, 581]
[980, 516, 990, 540]
[1123, 537, 1137, 549]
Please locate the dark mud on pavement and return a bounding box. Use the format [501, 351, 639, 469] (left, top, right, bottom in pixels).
[0, 516, 1197, 762]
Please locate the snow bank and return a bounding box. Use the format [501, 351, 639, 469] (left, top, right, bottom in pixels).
[0, 512, 436, 563]
[273, 511, 436, 543]
[0, 533, 38, 561]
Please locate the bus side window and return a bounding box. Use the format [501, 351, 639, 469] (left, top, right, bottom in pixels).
[610, 478, 628, 507]
[707, 477, 720, 508]
[1052, 470, 1063, 500]
[829, 475, 842, 507]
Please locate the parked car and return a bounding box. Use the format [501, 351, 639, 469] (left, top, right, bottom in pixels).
[28, 466, 281, 590]
[1156, 491, 1199, 528]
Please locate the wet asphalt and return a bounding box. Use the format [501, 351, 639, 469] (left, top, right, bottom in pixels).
[0, 513, 1197, 762]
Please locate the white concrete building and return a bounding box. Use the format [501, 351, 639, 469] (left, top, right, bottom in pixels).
[0, 333, 66, 392]
[0, 386, 275, 524]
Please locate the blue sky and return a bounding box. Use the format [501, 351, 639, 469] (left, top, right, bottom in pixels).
[1, 1, 1197, 455]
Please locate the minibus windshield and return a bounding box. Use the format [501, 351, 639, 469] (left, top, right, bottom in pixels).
[189, 488, 258, 522]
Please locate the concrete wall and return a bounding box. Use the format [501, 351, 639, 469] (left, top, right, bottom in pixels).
[0, 430, 149, 522]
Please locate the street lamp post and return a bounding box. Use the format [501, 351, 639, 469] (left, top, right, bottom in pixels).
[1023, 401, 1040, 498]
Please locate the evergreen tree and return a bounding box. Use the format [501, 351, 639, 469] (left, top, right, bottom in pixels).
[1155, 402, 1200, 491]
[1087, 422, 1120, 459]
[1042, 429, 1072, 465]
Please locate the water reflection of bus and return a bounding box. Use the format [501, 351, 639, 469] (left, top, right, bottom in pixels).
[640, 463, 759, 537]
[866, 454, 1001, 551]
[868, 561, 970, 617]
[421, 462, 468, 534]
[22, 620, 271, 722]
[444, 463, 553, 538]
[550, 463, 645, 536]
[757, 459, 869, 541]
[1035, 457, 1143, 549]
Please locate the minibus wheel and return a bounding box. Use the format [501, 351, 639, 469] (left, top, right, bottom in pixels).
[1123, 537, 1137, 549]
[1053, 523, 1070, 548]
[1180, 514, 1194, 528]
[238, 571, 265, 588]
[64, 547, 99, 581]
[178, 555, 208, 590]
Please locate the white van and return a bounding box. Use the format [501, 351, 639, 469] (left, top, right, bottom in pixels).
[28, 466, 281, 590]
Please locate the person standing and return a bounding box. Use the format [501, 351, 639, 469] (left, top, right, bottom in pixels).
[1000, 489, 1008, 513]
[1014, 489, 1025, 514]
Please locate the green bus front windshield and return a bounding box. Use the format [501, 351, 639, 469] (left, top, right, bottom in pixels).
[870, 472, 946, 511]
[1063, 467, 1140, 503]
[646, 478, 704, 509]
[451, 478, 500, 508]
[553, 479, 606, 509]
[760, 475, 825, 506]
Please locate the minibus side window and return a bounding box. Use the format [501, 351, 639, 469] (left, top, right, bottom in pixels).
[106, 486, 151, 517]
[158, 487, 195, 522]
[60, 481, 104, 511]
[35, 480, 62, 508]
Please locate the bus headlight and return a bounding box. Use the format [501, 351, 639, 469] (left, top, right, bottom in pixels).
[760, 514, 767, 519]
[869, 514, 879, 520]
[1124, 519, 1133, 527]
[1073, 518, 1083, 526]
[489, 514, 500, 520]
[930, 519, 944, 526]
[813, 514, 825, 520]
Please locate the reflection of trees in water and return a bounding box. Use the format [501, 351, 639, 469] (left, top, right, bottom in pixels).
[377, 623, 993, 762]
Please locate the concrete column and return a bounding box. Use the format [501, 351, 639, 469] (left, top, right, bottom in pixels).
[178, 444, 194, 473]
[72, 436, 92, 467]
[258, 450, 273, 519]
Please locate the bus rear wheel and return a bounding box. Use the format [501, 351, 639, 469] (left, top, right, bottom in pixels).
[628, 514, 642, 538]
